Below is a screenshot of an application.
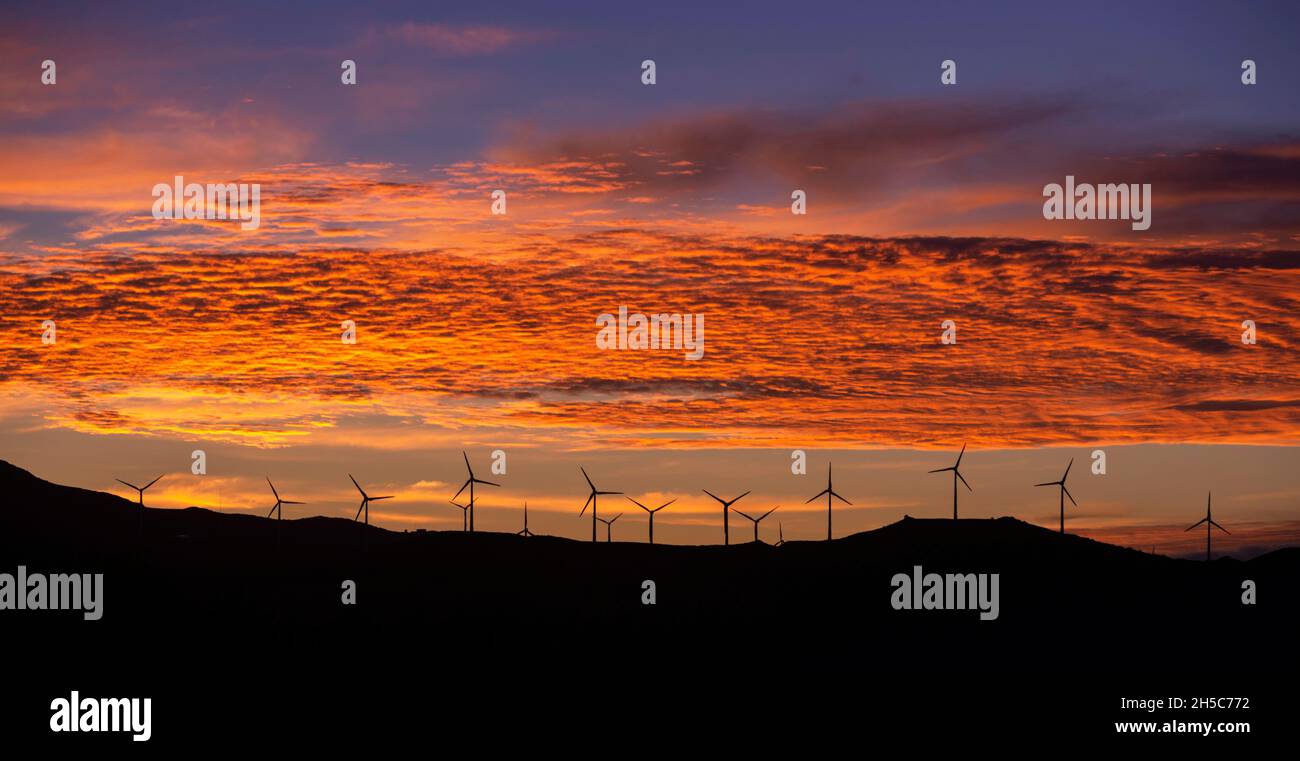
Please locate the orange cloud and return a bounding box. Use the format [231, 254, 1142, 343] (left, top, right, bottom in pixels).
[2, 232, 1296, 450]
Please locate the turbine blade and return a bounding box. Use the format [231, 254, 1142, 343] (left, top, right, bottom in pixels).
[830, 490, 851, 505]
[580, 493, 594, 516]
[956, 471, 972, 491]
[267, 477, 279, 500]
[758, 507, 778, 521]
[283, 500, 305, 505]
[267, 504, 277, 518]
[475, 478, 501, 487]
[1210, 520, 1230, 534]
[115, 478, 139, 490]
[354, 501, 365, 521]
[805, 489, 830, 504]
[463, 451, 473, 477]
[1186, 518, 1208, 531]
[1063, 458, 1073, 481]
[732, 508, 755, 522]
[657, 498, 677, 510]
[597, 490, 622, 496]
[734, 490, 751, 503]
[1063, 486, 1077, 507]
[610, 513, 622, 523]
[370, 495, 393, 501]
[580, 467, 595, 491]
[626, 497, 649, 511]
[955, 442, 966, 466]
[928, 467, 952, 474]
[702, 489, 724, 504]
[143, 475, 163, 490]
[453, 480, 470, 500]
[349, 474, 366, 498]
[1033, 481, 1056, 487]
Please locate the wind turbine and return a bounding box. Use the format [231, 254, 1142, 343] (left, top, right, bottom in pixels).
[627, 497, 676, 544]
[596, 512, 622, 542]
[1185, 492, 1229, 562]
[703, 489, 750, 545]
[732, 506, 778, 543]
[349, 474, 392, 548]
[448, 499, 469, 531]
[265, 477, 303, 544]
[805, 463, 850, 540]
[579, 467, 622, 543]
[1034, 458, 1076, 533]
[928, 444, 972, 520]
[453, 452, 499, 532]
[775, 522, 786, 546]
[517, 501, 535, 537]
[115, 474, 162, 539]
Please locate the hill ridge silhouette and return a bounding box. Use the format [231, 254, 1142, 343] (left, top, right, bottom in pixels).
[6, 459, 1290, 562]
[2, 458, 1296, 677]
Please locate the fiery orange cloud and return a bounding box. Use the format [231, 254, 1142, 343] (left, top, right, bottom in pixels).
[3, 230, 1295, 450]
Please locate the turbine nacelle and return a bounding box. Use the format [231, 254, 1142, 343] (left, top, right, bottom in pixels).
[266, 477, 304, 519]
[115, 475, 164, 501]
[1186, 492, 1230, 535]
[349, 474, 392, 522]
[628, 497, 676, 514]
[579, 466, 622, 516]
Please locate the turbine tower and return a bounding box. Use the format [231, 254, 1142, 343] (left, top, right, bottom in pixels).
[775, 522, 786, 546]
[349, 474, 392, 548]
[804, 463, 850, 540]
[928, 444, 972, 520]
[627, 497, 676, 544]
[453, 451, 499, 532]
[517, 501, 535, 537]
[579, 467, 622, 543]
[732, 506, 778, 543]
[448, 499, 469, 531]
[115, 474, 163, 540]
[1034, 458, 1077, 533]
[1185, 492, 1229, 562]
[703, 489, 750, 545]
[596, 512, 623, 543]
[265, 477, 304, 545]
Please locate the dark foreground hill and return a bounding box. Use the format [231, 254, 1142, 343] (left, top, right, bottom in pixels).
[2, 458, 1295, 662]
[1, 459, 1295, 744]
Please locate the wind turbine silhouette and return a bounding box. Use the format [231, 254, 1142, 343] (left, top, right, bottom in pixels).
[448, 500, 469, 531]
[517, 501, 535, 537]
[775, 521, 786, 546]
[627, 497, 675, 544]
[454, 452, 499, 532]
[349, 474, 392, 548]
[595, 512, 622, 542]
[732, 506, 778, 543]
[1034, 458, 1076, 533]
[1186, 492, 1229, 562]
[928, 444, 971, 519]
[703, 489, 750, 545]
[579, 467, 621, 543]
[265, 477, 303, 545]
[115, 474, 163, 540]
[805, 463, 850, 540]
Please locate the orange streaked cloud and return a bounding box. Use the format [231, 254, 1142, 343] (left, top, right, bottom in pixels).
[3, 231, 1296, 450]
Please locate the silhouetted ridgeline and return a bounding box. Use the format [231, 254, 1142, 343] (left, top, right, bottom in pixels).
[1, 459, 1296, 668]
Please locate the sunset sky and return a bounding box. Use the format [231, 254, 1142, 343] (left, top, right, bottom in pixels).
[2, 1, 1297, 556]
